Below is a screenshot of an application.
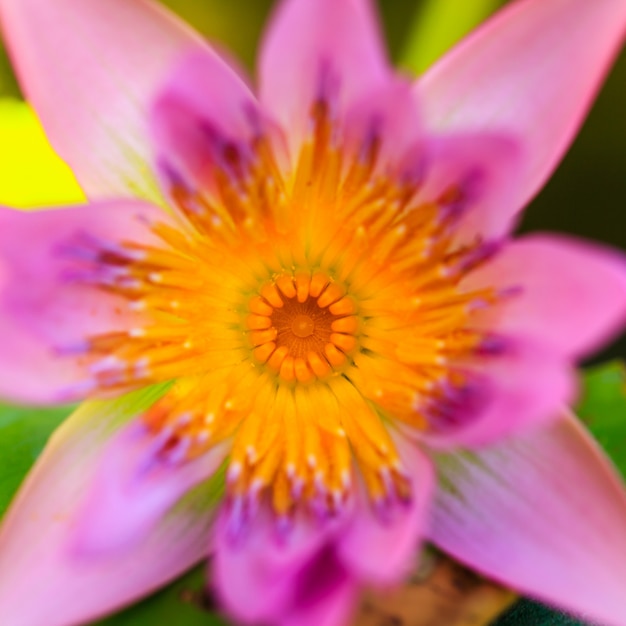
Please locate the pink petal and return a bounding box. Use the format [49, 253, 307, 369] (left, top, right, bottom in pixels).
[278, 548, 359, 626]
[0, 202, 167, 405]
[428, 411, 626, 626]
[423, 338, 576, 448]
[213, 508, 333, 624]
[215, 522, 358, 626]
[258, 0, 390, 156]
[0, 389, 215, 626]
[337, 438, 433, 584]
[342, 78, 423, 176]
[413, 132, 524, 242]
[464, 234, 626, 358]
[418, 0, 626, 214]
[151, 51, 276, 197]
[0, 0, 207, 200]
[73, 420, 227, 557]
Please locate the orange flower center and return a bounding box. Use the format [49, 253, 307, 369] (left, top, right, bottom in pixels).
[247, 273, 358, 382]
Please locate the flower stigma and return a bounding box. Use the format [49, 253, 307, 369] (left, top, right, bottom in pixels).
[249, 272, 358, 381]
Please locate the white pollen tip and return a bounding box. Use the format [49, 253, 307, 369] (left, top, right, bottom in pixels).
[128, 279, 144, 290]
[129, 328, 145, 338]
[246, 445, 257, 462]
[183, 341, 193, 349]
[307, 454, 317, 469]
[195, 431, 209, 443]
[250, 478, 265, 493]
[285, 463, 296, 477]
[127, 249, 147, 261]
[227, 462, 242, 482]
[134, 357, 151, 377]
[148, 272, 163, 283]
[337, 428, 346, 437]
[129, 300, 146, 312]
[204, 413, 215, 424]
[224, 400, 234, 410]
[90, 355, 124, 374]
[170, 300, 180, 309]
[341, 470, 351, 489]
[176, 412, 192, 427]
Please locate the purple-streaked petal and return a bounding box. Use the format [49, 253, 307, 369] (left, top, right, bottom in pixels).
[413, 132, 524, 242]
[418, 0, 626, 214]
[74, 421, 227, 556]
[0, 0, 207, 200]
[429, 411, 626, 626]
[464, 234, 626, 358]
[278, 547, 359, 626]
[151, 50, 274, 197]
[337, 439, 433, 584]
[214, 514, 358, 626]
[342, 77, 423, 177]
[258, 0, 389, 155]
[213, 508, 333, 625]
[423, 338, 576, 448]
[0, 388, 217, 626]
[0, 202, 167, 405]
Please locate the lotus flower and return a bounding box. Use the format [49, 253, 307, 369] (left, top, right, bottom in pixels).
[1, 1, 626, 625]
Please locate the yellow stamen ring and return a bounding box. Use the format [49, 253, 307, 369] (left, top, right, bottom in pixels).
[247, 273, 359, 382]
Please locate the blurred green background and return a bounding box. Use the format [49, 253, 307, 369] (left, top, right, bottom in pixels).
[0, 0, 625, 359]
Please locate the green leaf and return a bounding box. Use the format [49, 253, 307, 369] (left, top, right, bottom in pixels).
[400, 0, 503, 75]
[577, 360, 626, 478]
[0, 402, 74, 518]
